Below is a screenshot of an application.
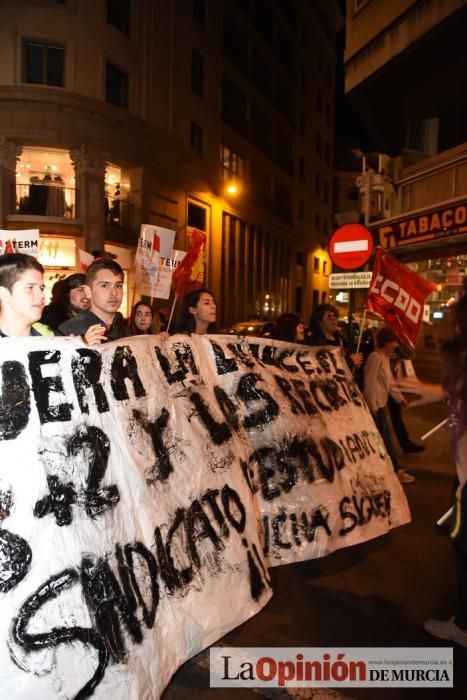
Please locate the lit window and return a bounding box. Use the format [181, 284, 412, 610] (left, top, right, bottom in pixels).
[220, 144, 244, 182]
[23, 40, 65, 87]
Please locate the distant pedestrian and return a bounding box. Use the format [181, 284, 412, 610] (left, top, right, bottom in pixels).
[306, 303, 363, 369]
[363, 326, 415, 484]
[174, 288, 216, 335]
[425, 279, 467, 647]
[273, 313, 305, 343]
[41, 272, 90, 331]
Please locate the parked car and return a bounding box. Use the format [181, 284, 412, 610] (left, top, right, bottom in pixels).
[220, 319, 274, 338]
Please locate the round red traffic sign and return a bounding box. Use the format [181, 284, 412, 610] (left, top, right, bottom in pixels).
[329, 224, 374, 270]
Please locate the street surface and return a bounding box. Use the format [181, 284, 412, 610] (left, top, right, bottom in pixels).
[164, 401, 466, 699]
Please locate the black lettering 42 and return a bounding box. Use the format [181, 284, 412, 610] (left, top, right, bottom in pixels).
[35, 427, 120, 526]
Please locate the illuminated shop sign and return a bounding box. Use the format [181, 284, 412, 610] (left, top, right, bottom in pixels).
[374, 199, 467, 250]
[39, 236, 76, 267]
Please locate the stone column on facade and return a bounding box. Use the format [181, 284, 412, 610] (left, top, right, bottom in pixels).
[0, 138, 22, 228]
[70, 145, 107, 254]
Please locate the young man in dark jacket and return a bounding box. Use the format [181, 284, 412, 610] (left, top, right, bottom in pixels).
[58, 258, 130, 344]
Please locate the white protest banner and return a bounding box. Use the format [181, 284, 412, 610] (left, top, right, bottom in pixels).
[0, 229, 39, 257]
[203, 336, 411, 565]
[135, 225, 176, 297]
[154, 249, 186, 299]
[0, 335, 410, 698]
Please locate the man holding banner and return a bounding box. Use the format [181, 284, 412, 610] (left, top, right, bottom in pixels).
[58, 258, 129, 343]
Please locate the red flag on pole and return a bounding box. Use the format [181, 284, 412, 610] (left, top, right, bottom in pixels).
[366, 247, 436, 348]
[171, 228, 206, 297]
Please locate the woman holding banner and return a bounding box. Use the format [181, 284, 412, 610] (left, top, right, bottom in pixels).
[424, 282, 467, 647]
[174, 288, 217, 335]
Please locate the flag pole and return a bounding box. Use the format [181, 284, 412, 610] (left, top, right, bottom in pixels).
[166, 295, 178, 333]
[355, 308, 367, 354]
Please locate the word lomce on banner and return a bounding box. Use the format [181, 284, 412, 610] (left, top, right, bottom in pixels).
[0, 335, 410, 699]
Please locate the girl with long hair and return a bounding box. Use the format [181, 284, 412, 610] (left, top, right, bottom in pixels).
[173, 288, 217, 335]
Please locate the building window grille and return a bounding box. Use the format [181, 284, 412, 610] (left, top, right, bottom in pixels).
[23, 40, 65, 87]
[191, 50, 204, 97]
[107, 0, 130, 35]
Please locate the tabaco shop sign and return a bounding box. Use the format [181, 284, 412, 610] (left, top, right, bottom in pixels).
[372, 198, 467, 250]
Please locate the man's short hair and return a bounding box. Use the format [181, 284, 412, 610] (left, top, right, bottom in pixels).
[0, 253, 44, 291]
[85, 258, 124, 285]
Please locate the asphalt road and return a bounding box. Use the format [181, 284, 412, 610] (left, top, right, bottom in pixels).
[164, 401, 466, 699]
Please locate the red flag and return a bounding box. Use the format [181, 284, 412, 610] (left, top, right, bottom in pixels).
[366, 247, 436, 348]
[171, 228, 206, 297]
[4, 239, 15, 254]
[152, 231, 160, 253]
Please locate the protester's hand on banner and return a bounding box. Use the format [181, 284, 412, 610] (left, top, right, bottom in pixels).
[83, 323, 107, 345]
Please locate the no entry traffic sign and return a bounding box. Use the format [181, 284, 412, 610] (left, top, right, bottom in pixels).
[329, 224, 373, 270]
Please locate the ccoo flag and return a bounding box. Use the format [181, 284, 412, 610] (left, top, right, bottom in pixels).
[366, 247, 436, 348]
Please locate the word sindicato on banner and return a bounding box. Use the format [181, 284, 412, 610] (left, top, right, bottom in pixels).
[0, 334, 410, 698]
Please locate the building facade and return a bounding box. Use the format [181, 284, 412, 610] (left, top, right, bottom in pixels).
[0, 0, 342, 324]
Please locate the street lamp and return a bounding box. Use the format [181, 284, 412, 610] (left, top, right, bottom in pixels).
[224, 180, 239, 196]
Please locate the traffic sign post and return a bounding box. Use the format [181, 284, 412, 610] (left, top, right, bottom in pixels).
[328, 224, 374, 350]
[329, 224, 373, 271]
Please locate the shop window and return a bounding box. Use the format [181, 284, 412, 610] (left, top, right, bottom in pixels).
[191, 50, 204, 97]
[190, 121, 203, 156]
[105, 62, 128, 109]
[107, 0, 130, 35]
[14, 146, 76, 218]
[23, 40, 64, 87]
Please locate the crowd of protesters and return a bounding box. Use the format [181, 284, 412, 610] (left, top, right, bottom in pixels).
[1, 251, 467, 648]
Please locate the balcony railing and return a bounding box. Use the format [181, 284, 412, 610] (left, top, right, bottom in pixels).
[105, 196, 133, 230]
[14, 183, 77, 218]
